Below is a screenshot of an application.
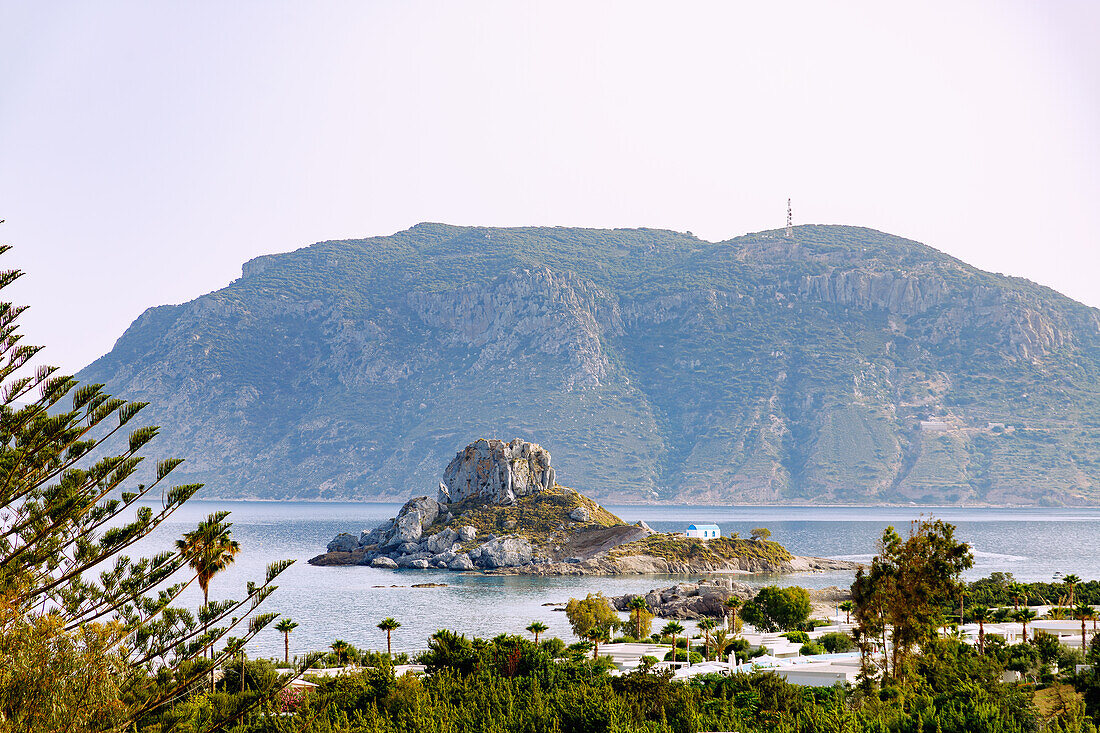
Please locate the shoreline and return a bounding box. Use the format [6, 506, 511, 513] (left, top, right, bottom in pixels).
[160, 497, 1097, 510]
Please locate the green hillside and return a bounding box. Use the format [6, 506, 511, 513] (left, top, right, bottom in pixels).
[79, 223, 1100, 505]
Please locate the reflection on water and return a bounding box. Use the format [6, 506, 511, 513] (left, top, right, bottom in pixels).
[121, 501, 1100, 658]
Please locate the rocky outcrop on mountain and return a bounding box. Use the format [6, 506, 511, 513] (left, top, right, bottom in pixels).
[798, 270, 947, 316]
[80, 223, 1100, 506]
[438, 438, 555, 505]
[406, 268, 620, 390]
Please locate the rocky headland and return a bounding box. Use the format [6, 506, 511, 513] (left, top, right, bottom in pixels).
[309, 438, 858, 576]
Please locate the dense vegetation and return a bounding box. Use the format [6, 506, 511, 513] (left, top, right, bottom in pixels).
[136, 629, 1100, 733]
[79, 223, 1100, 505]
[153, 519, 1100, 733]
[967, 573, 1100, 609]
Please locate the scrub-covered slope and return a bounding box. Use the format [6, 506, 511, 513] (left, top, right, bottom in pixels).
[80, 223, 1100, 505]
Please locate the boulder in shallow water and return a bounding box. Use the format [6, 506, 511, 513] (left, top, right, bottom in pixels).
[476, 536, 534, 568]
[433, 550, 457, 565]
[360, 519, 392, 547]
[448, 553, 475, 571]
[327, 533, 359, 553]
[371, 556, 398, 569]
[378, 496, 440, 548]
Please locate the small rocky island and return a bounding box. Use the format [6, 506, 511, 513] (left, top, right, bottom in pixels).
[310, 438, 856, 575]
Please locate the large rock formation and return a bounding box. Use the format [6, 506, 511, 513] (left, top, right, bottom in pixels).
[438, 438, 555, 505]
[311, 438, 651, 571]
[312, 438, 568, 570]
[612, 579, 754, 619]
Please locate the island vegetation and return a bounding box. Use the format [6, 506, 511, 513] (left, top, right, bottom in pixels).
[606, 533, 793, 568]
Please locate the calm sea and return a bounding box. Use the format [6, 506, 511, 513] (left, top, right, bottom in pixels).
[124, 501, 1100, 658]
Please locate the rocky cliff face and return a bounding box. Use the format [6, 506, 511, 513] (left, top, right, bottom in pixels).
[439, 438, 555, 504]
[798, 270, 948, 316]
[407, 269, 619, 390]
[80, 223, 1100, 505]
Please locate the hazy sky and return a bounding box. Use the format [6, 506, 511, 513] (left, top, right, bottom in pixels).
[2, 1, 1098, 374]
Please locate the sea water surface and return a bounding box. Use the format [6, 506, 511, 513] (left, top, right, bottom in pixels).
[126, 501, 1100, 658]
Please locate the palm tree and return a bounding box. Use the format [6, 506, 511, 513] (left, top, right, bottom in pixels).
[1008, 582, 1026, 610]
[1063, 575, 1082, 607]
[177, 514, 242, 647]
[1015, 608, 1037, 642]
[275, 618, 298, 664]
[661, 621, 685, 664]
[176, 513, 241, 689]
[698, 618, 719, 661]
[628, 597, 649, 640]
[839, 600, 855, 625]
[587, 625, 610, 660]
[378, 617, 401, 658]
[724, 597, 742, 634]
[711, 629, 731, 661]
[331, 639, 350, 667]
[526, 621, 548, 644]
[1074, 604, 1095, 652]
[970, 606, 990, 654]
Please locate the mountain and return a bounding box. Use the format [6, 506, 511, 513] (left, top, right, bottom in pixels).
[79, 223, 1100, 505]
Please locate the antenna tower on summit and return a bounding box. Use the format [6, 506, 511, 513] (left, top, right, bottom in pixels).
[785, 199, 793, 238]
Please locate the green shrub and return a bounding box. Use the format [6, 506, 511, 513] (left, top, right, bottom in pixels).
[741, 586, 811, 632]
[818, 632, 854, 653]
[541, 637, 567, 658]
[800, 642, 825, 656]
[313, 667, 397, 712]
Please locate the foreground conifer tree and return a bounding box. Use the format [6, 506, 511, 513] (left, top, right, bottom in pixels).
[0, 242, 295, 731]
